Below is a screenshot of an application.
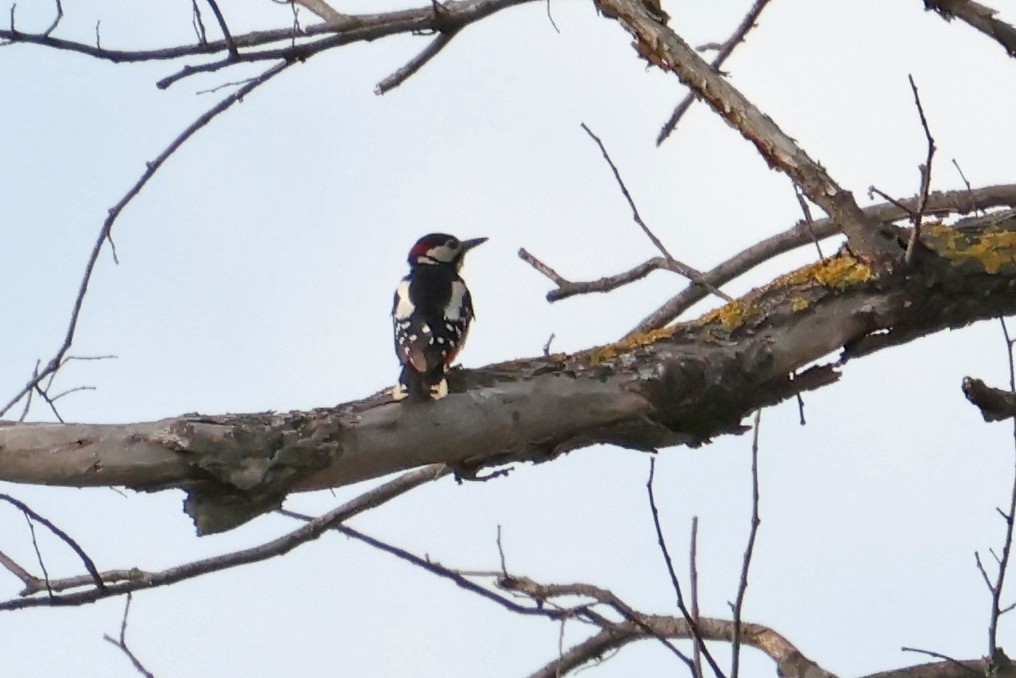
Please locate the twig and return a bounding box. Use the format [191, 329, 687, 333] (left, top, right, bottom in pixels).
[646, 458, 726, 677]
[191, 0, 208, 44]
[794, 184, 825, 260]
[0, 549, 34, 585]
[690, 516, 703, 678]
[580, 123, 732, 303]
[17, 360, 39, 422]
[905, 74, 936, 265]
[103, 593, 155, 678]
[542, 333, 556, 357]
[289, 0, 348, 24]
[41, 0, 62, 37]
[0, 60, 292, 420]
[22, 513, 52, 597]
[496, 524, 508, 575]
[987, 318, 1016, 658]
[375, 30, 458, 94]
[657, 0, 772, 145]
[731, 410, 762, 678]
[900, 647, 980, 676]
[519, 251, 679, 302]
[544, 0, 560, 33]
[0, 494, 105, 591]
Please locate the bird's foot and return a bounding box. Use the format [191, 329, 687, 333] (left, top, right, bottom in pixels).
[429, 378, 448, 400]
[391, 383, 410, 401]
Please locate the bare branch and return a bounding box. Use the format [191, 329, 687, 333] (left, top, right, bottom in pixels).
[899, 647, 982, 676]
[595, 0, 901, 268]
[0, 60, 292, 420]
[580, 122, 732, 303]
[690, 516, 703, 678]
[288, 0, 349, 24]
[376, 31, 458, 95]
[0, 549, 34, 586]
[731, 410, 762, 678]
[103, 593, 155, 678]
[0, 465, 447, 610]
[630, 183, 1016, 334]
[529, 613, 838, 678]
[987, 318, 1016, 657]
[923, 0, 1016, 57]
[0, 494, 105, 591]
[905, 74, 937, 266]
[657, 0, 773, 144]
[205, 0, 237, 57]
[41, 0, 62, 37]
[794, 184, 825, 260]
[646, 458, 726, 677]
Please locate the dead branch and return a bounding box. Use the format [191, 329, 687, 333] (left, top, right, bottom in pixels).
[579, 123, 732, 303]
[924, 0, 1016, 57]
[0, 465, 446, 609]
[0, 60, 291, 421]
[657, 0, 773, 145]
[646, 458, 724, 676]
[731, 410, 761, 677]
[630, 183, 1016, 334]
[103, 593, 155, 678]
[595, 0, 902, 270]
[0, 494, 105, 591]
[905, 74, 937, 264]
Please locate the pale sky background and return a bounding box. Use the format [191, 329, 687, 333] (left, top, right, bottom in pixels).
[2, 1, 1016, 676]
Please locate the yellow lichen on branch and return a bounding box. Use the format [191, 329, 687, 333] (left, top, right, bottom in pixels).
[923, 222, 1016, 274]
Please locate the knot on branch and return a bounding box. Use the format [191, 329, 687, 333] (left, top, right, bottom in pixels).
[152, 412, 343, 534]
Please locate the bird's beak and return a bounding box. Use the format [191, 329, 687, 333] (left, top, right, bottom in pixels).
[462, 237, 488, 252]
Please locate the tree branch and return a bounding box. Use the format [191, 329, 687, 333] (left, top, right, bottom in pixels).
[630, 184, 1016, 334]
[924, 0, 1016, 57]
[657, 0, 773, 145]
[594, 0, 901, 269]
[0, 465, 446, 609]
[2, 215, 1015, 533]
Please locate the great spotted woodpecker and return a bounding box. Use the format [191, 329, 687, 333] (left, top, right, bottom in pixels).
[391, 233, 487, 401]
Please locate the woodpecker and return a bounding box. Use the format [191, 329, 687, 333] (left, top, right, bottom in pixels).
[391, 233, 487, 401]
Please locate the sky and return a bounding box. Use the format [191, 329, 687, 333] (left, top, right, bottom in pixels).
[2, 0, 1016, 676]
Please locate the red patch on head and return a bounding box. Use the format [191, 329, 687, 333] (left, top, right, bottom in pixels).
[410, 241, 432, 259]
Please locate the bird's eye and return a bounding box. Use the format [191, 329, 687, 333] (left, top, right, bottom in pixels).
[447, 239, 459, 249]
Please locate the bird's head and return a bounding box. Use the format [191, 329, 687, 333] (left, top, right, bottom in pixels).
[408, 233, 488, 271]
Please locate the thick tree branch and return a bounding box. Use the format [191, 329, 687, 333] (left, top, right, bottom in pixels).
[924, 0, 1016, 57]
[594, 0, 901, 269]
[1, 215, 1015, 534]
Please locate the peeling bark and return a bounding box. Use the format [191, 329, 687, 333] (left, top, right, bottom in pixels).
[2, 215, 1015, 534]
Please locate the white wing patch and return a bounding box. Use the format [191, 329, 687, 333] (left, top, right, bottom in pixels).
[393, 279, 414, 319]
[445, 281, 468, 320]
